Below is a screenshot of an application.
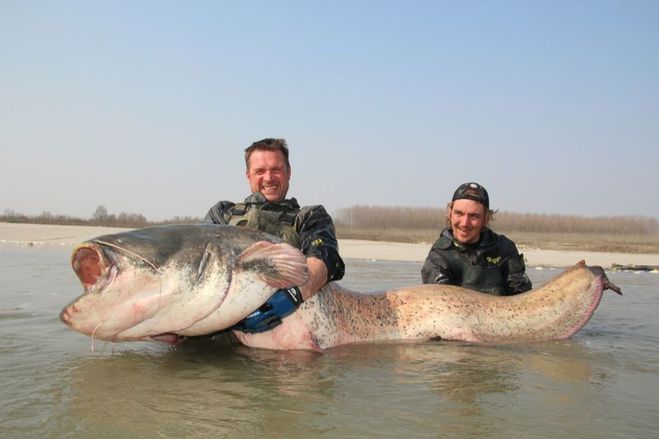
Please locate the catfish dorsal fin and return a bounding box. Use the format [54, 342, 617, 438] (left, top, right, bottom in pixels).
[237, 241, 308, 289]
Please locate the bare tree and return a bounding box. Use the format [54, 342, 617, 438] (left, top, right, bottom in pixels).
[93, 205, 109, 222]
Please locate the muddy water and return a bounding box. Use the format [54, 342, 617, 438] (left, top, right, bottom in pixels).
[1, 246, 658, 438]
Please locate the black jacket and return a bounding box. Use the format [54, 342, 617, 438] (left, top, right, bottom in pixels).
[421, 228, 532, 295]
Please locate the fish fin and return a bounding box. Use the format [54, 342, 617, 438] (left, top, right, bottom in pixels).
[587, 266, 623, 295]
[309, 340, 324, 353]
[238, 241, 308, 289]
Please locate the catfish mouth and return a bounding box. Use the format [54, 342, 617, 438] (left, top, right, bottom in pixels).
[67, 242, 181, 345]
[71, 244, 119, 293]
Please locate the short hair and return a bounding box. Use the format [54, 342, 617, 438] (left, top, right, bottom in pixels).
[244, 138, 290, 171]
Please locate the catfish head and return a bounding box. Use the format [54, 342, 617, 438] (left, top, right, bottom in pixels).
[60, 224, 307, 345]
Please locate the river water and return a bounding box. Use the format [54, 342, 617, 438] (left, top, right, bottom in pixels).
[1, 245, 658, 438]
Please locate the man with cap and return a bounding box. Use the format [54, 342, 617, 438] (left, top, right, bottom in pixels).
[421, 182, 532, 295]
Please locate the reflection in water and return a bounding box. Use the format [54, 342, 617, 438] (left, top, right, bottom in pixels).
[64, 350, 263, 437]
[2, 248, 659, 438]
[57, 339, 602, 438]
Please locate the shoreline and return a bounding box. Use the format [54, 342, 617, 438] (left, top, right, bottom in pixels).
[2, 222, 659, 269]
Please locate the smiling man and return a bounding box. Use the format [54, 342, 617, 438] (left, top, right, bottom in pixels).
[421, 182, 532, 296]
[204, 138, 345, 333]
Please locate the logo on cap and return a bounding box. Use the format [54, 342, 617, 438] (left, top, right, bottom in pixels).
[452, 182, 490, 209]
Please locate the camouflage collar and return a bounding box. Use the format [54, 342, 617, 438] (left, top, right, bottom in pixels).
[243, 192, 301, 210]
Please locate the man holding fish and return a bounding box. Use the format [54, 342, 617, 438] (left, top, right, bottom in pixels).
[60, 142, 622, 349]
[204, 138, 345, 333]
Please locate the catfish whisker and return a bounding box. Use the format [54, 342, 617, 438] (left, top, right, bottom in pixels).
[93, 240, 158, 271]
[91, 322, 103, 352]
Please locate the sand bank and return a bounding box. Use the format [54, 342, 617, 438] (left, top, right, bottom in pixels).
[2, 222, 658, 269]
[0, 222, 132, 247]
[339, 239, 659, 269]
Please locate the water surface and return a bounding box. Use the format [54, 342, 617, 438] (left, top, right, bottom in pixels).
[1, 246, 658, 438]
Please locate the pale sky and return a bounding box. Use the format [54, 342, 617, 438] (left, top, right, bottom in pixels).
[2, 1, 658, 221]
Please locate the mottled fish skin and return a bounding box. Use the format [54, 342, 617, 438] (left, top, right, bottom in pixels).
[234, 261, 621, 351]
[61, 225, 620, 351]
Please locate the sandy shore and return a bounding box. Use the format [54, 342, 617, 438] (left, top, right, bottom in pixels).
[2, 222, 658, 269]
[339, 239, 659, 269]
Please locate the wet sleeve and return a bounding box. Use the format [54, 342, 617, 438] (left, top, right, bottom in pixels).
[297, 206, 345, 282]
[203, 201, 235, 225]
[502, 240, 533, 294]
[421, 244, 453, 284]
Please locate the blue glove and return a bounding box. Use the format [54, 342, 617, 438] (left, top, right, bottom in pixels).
[233, 287, 303, 334]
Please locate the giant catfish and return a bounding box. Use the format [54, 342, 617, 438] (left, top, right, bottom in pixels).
[60, 224, 621, 351]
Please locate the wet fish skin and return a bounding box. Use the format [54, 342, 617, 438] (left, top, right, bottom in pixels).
[60, 224, 308, 343]
[234, 261, 622, 351]
[60, 225, 621, 351]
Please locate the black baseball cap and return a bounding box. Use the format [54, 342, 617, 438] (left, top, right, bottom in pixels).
[452, 182, 489, 209]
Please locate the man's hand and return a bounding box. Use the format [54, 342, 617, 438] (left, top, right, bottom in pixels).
[233, 287, 303, 334]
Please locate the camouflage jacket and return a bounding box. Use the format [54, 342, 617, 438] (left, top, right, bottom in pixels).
[204, 193, 345, 283]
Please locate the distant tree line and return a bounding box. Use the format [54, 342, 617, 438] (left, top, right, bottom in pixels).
[3, 204, 658, 238]
[1, 206, 202, 228]
[333, 205, 659, 236]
